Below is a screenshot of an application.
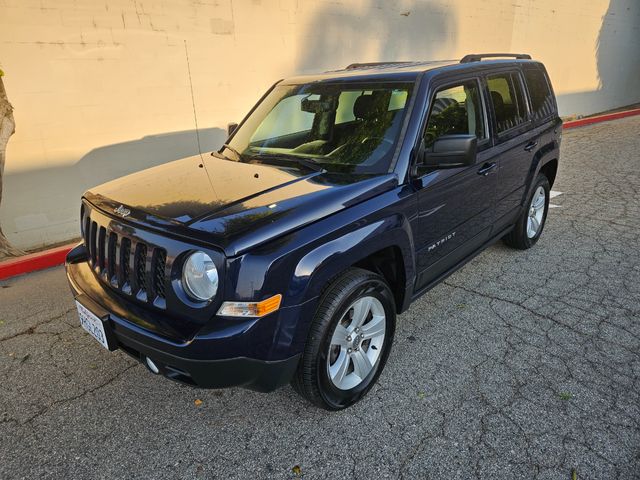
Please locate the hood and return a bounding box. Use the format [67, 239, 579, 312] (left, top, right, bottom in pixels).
[85, 155, 397, 256]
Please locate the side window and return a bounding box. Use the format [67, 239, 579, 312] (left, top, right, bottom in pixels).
[423, 80, 486, 148]
[487, 73, 528, 134]
[523, 67, 555, 122]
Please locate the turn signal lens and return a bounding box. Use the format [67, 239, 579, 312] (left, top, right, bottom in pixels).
[217, 294, 282, 318]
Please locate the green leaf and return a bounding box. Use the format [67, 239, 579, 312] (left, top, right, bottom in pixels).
[559, 392, 572, 401]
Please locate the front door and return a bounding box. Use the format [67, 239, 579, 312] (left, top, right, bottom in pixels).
[412, 78, 497, 291]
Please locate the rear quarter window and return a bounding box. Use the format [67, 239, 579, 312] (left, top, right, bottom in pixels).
[523, 67, 556, 122]
[487, 73, 528, 134]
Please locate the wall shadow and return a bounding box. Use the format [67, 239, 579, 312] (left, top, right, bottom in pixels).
[1, 127, 226, 247]
[296, 0, 456, 73]
[557, 0, 640, 116]
[73, 127, 227, 187]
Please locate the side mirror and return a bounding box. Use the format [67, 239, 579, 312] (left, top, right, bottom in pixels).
[227, 122, 239, 137]
[422, 134, 477, 168]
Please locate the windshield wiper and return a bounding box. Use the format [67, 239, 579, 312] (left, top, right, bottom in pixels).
[248, 153, 324, 172]
[219, 143, 244, 160]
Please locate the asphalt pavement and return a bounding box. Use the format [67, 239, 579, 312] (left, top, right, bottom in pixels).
[1, 116, 639, 479]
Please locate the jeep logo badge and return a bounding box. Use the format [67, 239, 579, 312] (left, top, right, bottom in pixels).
[114, 205, 131, 217]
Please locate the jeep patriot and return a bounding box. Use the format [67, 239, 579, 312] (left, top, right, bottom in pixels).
[66, 53, 561, 409]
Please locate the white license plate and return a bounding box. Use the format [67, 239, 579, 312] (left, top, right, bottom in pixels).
[76, 301, 110, 350]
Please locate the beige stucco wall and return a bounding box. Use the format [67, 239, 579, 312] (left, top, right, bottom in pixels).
[1, 0, 639, 251]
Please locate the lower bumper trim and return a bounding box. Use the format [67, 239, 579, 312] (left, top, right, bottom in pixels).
[117, 331, 300, 392]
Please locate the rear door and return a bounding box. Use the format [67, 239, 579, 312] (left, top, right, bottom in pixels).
[411, 76, 498, 290]
[484, 70, 537, 232]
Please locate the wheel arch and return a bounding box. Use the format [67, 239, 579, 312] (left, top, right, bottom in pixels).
[286, 215, 415, 313]
[539, 158, 558, 188]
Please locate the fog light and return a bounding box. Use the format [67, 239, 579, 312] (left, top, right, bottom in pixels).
[145, 356, 160, 374]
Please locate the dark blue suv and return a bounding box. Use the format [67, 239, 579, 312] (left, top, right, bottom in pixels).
[66, 53, 561, 410]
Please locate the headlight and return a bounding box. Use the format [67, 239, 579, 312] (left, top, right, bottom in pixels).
[182, 251, 218, 301]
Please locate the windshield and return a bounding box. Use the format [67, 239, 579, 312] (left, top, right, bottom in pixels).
[223, 82, 414, 174]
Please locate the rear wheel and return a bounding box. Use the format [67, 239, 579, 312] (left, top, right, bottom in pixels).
[292, 268, 396, 410]
[503, 173, 550, 249]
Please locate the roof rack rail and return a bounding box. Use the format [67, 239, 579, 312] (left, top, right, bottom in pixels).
[460, 53, 531, 63]
[345, 61, 413, 70]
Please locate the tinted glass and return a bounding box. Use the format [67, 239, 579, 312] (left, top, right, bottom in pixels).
[423, 81, 485, 147]
[252, 94, 316, 141]
[226, 82, 414, 174]
[524, 67, 555, 122]
[487, 73, 528, 133]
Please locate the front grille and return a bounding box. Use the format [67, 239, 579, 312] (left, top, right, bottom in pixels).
[89, 221, 98, 265]
[107, 232, 117, 285]
[82, 206, 167, 309]
[135, 243, 147, 292]
[120, 238, 131, 293]
[97, 227, 106, 273]
[153, 249, 167, 299]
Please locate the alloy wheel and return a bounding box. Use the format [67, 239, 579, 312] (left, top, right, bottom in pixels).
[326, 296, 386, 390]
[527, 186, 546, 238]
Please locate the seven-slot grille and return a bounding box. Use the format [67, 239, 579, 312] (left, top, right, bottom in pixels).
[82, 206, 167, 308]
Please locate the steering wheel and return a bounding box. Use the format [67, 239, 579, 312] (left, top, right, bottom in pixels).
[361, 136, 394, 147]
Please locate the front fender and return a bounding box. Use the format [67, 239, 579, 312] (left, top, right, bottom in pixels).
[223, 185, 416, 359]
[273, 212, 414, 358]
[287, 214, 415, 307]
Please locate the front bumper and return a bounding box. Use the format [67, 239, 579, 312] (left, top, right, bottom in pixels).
[66, 245, 307, 392]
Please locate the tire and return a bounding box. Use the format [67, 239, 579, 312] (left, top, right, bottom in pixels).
[292, 268, 396, 410]
[503, 173, 550, 249]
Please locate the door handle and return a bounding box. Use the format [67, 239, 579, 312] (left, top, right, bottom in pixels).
[477, 162, 497, 176]
[524, 141, 538, 152]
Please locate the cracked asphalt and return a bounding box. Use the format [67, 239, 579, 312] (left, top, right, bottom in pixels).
[1, 116, 639, 479]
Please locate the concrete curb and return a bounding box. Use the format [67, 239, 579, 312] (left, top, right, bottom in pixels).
[562, 107, 640, 129]
[2, 107, 640, 281]
[0, 243, 77, 281]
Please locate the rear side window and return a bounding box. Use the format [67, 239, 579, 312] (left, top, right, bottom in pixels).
[487, 73, 528, 134]
[423, 80, 486, 148]
[523, 67, 555, 122]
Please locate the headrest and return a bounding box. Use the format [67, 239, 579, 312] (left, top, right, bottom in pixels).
[491, 91, 504, 109]
[353, 92, 388, 120]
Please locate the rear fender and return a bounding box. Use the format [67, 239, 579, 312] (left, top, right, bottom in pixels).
[523, 120, 561, 205]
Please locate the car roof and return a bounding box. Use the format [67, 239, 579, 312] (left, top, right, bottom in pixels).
[280, 57, 543, 85]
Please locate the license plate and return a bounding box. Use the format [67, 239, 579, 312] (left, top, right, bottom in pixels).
[76, 301, 110, 350]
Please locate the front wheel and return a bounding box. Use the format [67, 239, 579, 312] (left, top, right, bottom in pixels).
[292, 268, 396, 410]
[503, 173, 550, 249]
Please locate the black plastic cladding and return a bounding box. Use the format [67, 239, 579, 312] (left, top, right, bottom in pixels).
[80, 199, 224, 323]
